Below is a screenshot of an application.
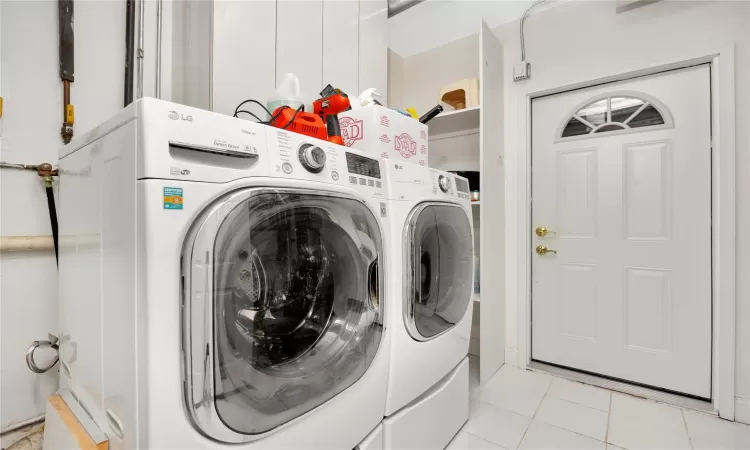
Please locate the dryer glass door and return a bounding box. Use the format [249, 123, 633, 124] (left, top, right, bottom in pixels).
[407, 204, 473, 340]
[188, 190, 383, 437]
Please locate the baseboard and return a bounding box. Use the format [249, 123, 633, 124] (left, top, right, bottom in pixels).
[735, 397, 750, 425]
[505, 348, 517, 366]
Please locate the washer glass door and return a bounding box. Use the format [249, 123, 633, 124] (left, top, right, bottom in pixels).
[407, 204, 473, 339]
[191, 190, 383, 436]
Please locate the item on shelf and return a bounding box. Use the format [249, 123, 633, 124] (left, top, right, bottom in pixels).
[450, 171, 479, 192]
[471, 191, 480, 202]
[419, 105, 444, 124]
[439, 78, 479, 110]
[338, 105, 428, 166]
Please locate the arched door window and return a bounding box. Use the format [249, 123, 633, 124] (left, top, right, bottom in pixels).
[557, 92, 673, 141]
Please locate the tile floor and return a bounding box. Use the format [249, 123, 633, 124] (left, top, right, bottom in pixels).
[452, 357, 750, 450]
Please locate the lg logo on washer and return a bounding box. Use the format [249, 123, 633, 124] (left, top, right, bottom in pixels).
[168, 110, 193, 122]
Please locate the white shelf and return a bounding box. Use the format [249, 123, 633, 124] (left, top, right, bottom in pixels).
[427, 106, 480, 138]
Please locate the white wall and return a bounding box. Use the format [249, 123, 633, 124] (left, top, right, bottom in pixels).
[388, 0, 542, 58]
[387, 49, 404, 109]
[494, 0, 749, 418]
[1, 0, 125, 430]
[394, 33, 478, 114]
[176, 0, 387, 114]
[390, 33, 480, 172]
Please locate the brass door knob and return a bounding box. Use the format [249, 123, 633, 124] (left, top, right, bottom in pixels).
[536, 245, 558, 256]
[535, 227, 556, 237]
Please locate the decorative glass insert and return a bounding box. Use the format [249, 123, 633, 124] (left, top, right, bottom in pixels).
[560, 94, 669, 139]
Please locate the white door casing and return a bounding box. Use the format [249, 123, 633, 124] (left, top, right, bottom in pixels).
[531, 65, 712, 399]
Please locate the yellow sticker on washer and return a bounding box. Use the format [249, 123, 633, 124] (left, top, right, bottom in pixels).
[164, 187, 183, 210]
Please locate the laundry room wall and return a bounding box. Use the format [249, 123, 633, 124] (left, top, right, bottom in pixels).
[493, 0, 750, 423]
[390, 33, 478, 114]
[173, 0, 388, 115]
[1, 0, 136, 432]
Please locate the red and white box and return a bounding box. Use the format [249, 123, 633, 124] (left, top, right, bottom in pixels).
[338, 105, 428, 166]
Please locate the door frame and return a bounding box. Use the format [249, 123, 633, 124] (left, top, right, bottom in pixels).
[515, 47, 736, 419]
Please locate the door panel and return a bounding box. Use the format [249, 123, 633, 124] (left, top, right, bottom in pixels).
[623, 141, 671, 239]
[557, 149, 597, 238]
[531, 65, 711, 398]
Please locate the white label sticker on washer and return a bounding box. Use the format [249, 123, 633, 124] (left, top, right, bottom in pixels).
[380, 202, 387, 218]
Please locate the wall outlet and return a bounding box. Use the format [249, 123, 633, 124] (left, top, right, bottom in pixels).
[513, 62, 531, 82]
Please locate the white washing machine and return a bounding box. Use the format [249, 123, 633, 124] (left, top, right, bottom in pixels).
[53, 98, 390, 449]
[380, 162, 474, 449]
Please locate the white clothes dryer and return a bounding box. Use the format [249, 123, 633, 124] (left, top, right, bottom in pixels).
[380, 162, 474, 449]
[53, 98, 390, 449]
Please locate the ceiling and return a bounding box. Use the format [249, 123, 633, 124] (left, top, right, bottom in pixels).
[388, 0, 547, 58]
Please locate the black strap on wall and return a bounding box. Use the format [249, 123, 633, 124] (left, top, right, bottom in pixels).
[44, 185, 59, 265]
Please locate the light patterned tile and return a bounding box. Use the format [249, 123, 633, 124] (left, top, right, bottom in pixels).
[546, 378, 611, 412]
[607, 395, 690, 449]
[479, 365, 553, 417]
[683, 409, 750, 450]
[447, 430, 507, 450]
[519, 420, 606, 450]
[610, 393, 685, 431]
[535, 396, 608, 441]
[462, 401, 532, 449]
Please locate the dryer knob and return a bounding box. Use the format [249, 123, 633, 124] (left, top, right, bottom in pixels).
[438, 175, 451, 193]
[299, 144, 327, 173]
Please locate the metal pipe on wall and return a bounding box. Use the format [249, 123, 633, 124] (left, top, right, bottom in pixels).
[58, 0, 74, 143]
[0, 234, 98, 253]
[0, 236, 55, 253]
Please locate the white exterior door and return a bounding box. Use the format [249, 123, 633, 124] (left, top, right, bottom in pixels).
[531, 65, 712, 399]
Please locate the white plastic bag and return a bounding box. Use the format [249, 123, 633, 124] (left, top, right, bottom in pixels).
[267, 73, 304, 112]
[349, 88, 381, 109]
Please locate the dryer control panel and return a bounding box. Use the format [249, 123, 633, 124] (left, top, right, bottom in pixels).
[265, 128, 386, 198]
[429, 169, 471, 205]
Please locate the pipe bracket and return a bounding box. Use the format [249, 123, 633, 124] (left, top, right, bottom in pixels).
[26, 334, 60, 374]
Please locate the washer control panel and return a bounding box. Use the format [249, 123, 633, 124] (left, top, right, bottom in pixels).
[265, 128, 385, 197]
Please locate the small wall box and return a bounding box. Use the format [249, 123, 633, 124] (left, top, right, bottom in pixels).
[338, 106, 429, 166]
[439, 78, 480, 110]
